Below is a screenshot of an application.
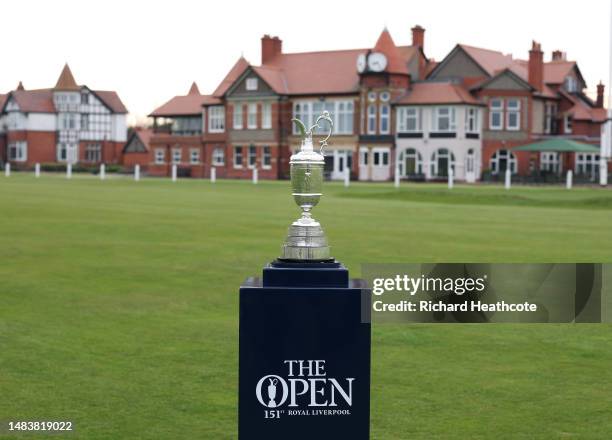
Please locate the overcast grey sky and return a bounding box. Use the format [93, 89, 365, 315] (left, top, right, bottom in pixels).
[2, 0, 610, 124]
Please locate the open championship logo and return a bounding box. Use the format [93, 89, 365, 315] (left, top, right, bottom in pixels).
[255, 360, 355, 418]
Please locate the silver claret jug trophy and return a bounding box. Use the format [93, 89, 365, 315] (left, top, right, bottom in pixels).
[280, 111, 334, 262]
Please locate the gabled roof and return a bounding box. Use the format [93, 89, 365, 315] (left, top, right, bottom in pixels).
[123, 127, 153, 153]
[93, 90, 128, 114]
[256, 48, 366, 95]
[543, 60, 583, 85]
[394, 81, 483, 105]
[458, 44, 515, 76]
[373, 28, 409, 75]
[55, 63, 80, 91]
[559, 89, 607, 122]
[149, 83, 220, 117]
[213, 57, 250, 97]
[470, 68, 534, 91]
[7, 89, 56, 113]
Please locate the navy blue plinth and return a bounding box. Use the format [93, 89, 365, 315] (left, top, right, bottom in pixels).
[239, 260, 371, 440]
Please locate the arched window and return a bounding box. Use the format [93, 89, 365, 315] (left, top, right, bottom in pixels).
[399, 148, 423, 176]
[490, 149, 517, 174]
[431, 148, 455, 177]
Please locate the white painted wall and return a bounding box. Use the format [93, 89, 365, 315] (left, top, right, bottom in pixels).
[112, 114, 127, 142]
[395, 105, 483, 181]
[27, 113, 56, 131]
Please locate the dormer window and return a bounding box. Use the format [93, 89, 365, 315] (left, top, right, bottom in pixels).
[565, 76, 578, 93]
[246, 78, 258, 91]
[81, 92, 89, 105]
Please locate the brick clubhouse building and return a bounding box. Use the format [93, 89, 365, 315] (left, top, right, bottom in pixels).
[0, 64, 127, 168]
[127, 26, 608, 182]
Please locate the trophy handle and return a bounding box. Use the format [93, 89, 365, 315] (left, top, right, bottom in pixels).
[312, 111, 333, 155]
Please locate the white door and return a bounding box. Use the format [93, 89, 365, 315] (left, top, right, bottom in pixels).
[67, 144, 78, 164]
[465, 148, 476, 183]
[358, 147, 369, 181]
[332, 150, 352, 180]
[371, 147, 391, 181]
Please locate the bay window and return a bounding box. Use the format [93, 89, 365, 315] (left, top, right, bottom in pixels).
[397, 107, 421, 132]
[208, 106, 225, 132]
[432, 107, 456, 132]
[292, 100, 355, 135]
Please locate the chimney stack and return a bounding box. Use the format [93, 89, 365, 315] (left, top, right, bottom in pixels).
[412, 25, 425, 49]
[261, 35, 282, 65]
[596, 82, 605, 108]
[528, 41, 544, 91]
[552, 50, 566, 61]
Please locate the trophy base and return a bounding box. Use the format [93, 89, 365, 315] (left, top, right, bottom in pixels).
[279, 217, 331, 261]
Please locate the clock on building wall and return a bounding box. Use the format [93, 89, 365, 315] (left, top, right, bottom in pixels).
[356, 54, 367, 73]
[367, 52, 387, 72]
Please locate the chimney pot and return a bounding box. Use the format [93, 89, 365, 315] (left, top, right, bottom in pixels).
[596, 82, 605, 108]
[528, 41, 544, 91]
[411, 25, 425, 49]
[261, 34, 282, 64]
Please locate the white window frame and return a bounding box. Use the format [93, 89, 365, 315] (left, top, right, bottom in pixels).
[380, 91, 390, 102]
[397, 107, 421, 133]
[172, 148, 182, 164]
[190, 148, 200, 164]
[575, 153, 600, 175]
[367, 92, 377, 102]
[262, 103, 272, 129]
[247, 145, 257, 168]
[432, 107, 456, 132]
[540, 152, 560, 173]
[8, 141, 27, 162]
[379, 104, 390, 134]
[262, 146, 272, 169]
[233, 146, 243, 168]
[490, 149, 517, 175]
[359, 147, 368, 166]
[292, 100, 354, 135]
[431, 148, 456, 177]
[212, 147, 225, 166]
[506, 99, 521, 131]
[372, 147, 390, 167]
[84, 143, 101, 163]
[233, 103, 243, 130]
[489, 99, 503, 130]
[465, 108, 479, 134]
[564, 115, 573, 134]
[246, 78, 258, 91]
[565, 76, 577, 93]
[399, 148, 423, 176]
[155, 148, 165, 164]
[208, 106, 225, 133]
[367, 104, 377, 134]
[247, 103, 257, 129]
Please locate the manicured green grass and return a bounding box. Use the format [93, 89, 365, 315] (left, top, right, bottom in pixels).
[1, 173, 611, 439]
